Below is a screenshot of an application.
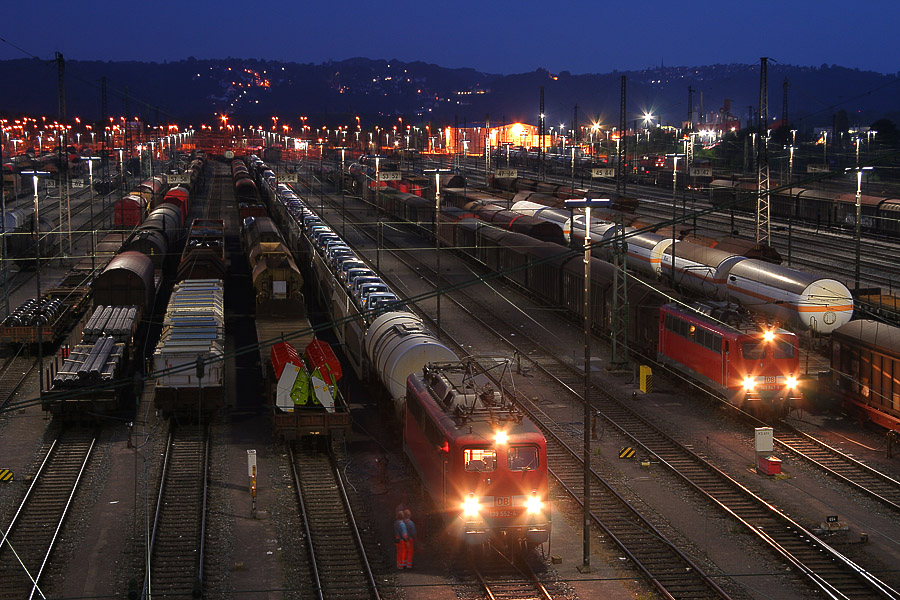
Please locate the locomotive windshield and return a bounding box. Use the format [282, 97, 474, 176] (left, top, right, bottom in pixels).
[508, 446, 539, 471]
[742, 342, 766, 359]
[773, 340, 795, 359]
[464, 447, 496, 472]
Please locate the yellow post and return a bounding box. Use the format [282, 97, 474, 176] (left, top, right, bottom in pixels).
[639, 366, 653, 394]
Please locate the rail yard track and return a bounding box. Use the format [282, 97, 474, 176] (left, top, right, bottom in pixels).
[0, 352, 37, 410]
[0, 428, 96, 600]
[289, 444, 382, 600]
[143, 423, 209, 599]
[462, 543, 556, 600]
[773, 424, 900, 512]
[307, 177, 900, 598]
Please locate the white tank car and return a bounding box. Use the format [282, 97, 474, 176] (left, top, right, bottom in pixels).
[364, 312, 458, 418]
[623, 230, 673, 278]
[724, 260, 853, 333]
[661, 242, 747, 298]
[510, 200, 618, 249]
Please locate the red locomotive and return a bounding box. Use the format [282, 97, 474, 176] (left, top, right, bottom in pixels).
[657, 302, 802, 416]
[404, 360, 551, 548]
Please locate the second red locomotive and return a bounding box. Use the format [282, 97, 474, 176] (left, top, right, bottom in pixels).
[657, 302, 802, 416]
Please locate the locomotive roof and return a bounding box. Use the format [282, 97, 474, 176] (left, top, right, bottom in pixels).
[418, 361, 538, 435]
[664, 302, 794, 337]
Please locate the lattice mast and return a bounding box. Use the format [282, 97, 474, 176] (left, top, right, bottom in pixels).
[617, 76, 626, 198]
[756, 57, 771, 245]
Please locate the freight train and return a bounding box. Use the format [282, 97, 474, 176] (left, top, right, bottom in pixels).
[831, 320, 900, 429]
[254, 157, 552, 546]
[0, 206, 59, 268]
[40, 155, 205, 418]
[457, 190, 853, 335]
[710, 179, 900, 237]
[229, 157, 351, 440]
[339, 177, 824, 417]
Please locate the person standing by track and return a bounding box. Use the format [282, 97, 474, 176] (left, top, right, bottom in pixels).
[402, 509, 417, 569]
[394, 511, 409, 569]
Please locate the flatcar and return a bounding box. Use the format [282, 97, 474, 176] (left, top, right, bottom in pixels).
[153, 279, 225, 415]
[404, 360, 551, 547]
[831, 320, 900, 430]
[177, 218, 226, 282]
[266, 338, 351, 441]
[43, 304, 141, 418]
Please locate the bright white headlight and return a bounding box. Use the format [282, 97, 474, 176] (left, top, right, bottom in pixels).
[743, 377, 756, 391]
[462, 494, 480, 517]
[525, 493, 543, 514]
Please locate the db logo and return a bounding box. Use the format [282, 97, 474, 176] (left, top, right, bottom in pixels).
[765, 376, 776, 384]
[495, 497, 512, 507]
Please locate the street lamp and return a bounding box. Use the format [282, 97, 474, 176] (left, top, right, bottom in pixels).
[84, 156, 101, 269]
[426, 168, 452, 335]
[564, 196, 611, 575]
[847, 166, 874, 291]
[21, 169, 50, 395]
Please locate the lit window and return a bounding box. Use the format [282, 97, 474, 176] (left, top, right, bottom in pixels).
[464, 448, 496, 472]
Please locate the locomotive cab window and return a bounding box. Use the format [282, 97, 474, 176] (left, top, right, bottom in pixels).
[464, 448, 496, 472]
[742, 342, 766, 359]
[508, 446, 539, 471]
[773, 340, 795, 359]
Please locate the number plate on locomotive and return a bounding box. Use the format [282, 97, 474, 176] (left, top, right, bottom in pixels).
[488, 509, 519, 518]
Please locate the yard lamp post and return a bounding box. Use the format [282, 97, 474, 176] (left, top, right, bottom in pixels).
[21, 169, 50, 397]
[426, 168, 452, 335]
[84, 156, 101, 270]
[847, 166, 874, 291]
[564, 196, 611, 574]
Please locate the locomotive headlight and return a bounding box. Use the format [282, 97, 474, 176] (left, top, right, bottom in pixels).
[462, 494, 481, 517]
[494, 431, 508, 445]
[763, 330, 775, 342]
[743, 377, 756, 391]
[786, 375, 799, 389]
[525, 492, 543, 514]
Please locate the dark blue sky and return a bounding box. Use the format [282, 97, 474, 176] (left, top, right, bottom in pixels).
[2, 1, 898, 75]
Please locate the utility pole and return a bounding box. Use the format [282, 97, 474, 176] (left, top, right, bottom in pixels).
[756, 57, 771, 247]
[610, 213, 628, 368]
[56, 52, 66, 120]
[57, 52, 71, 256]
